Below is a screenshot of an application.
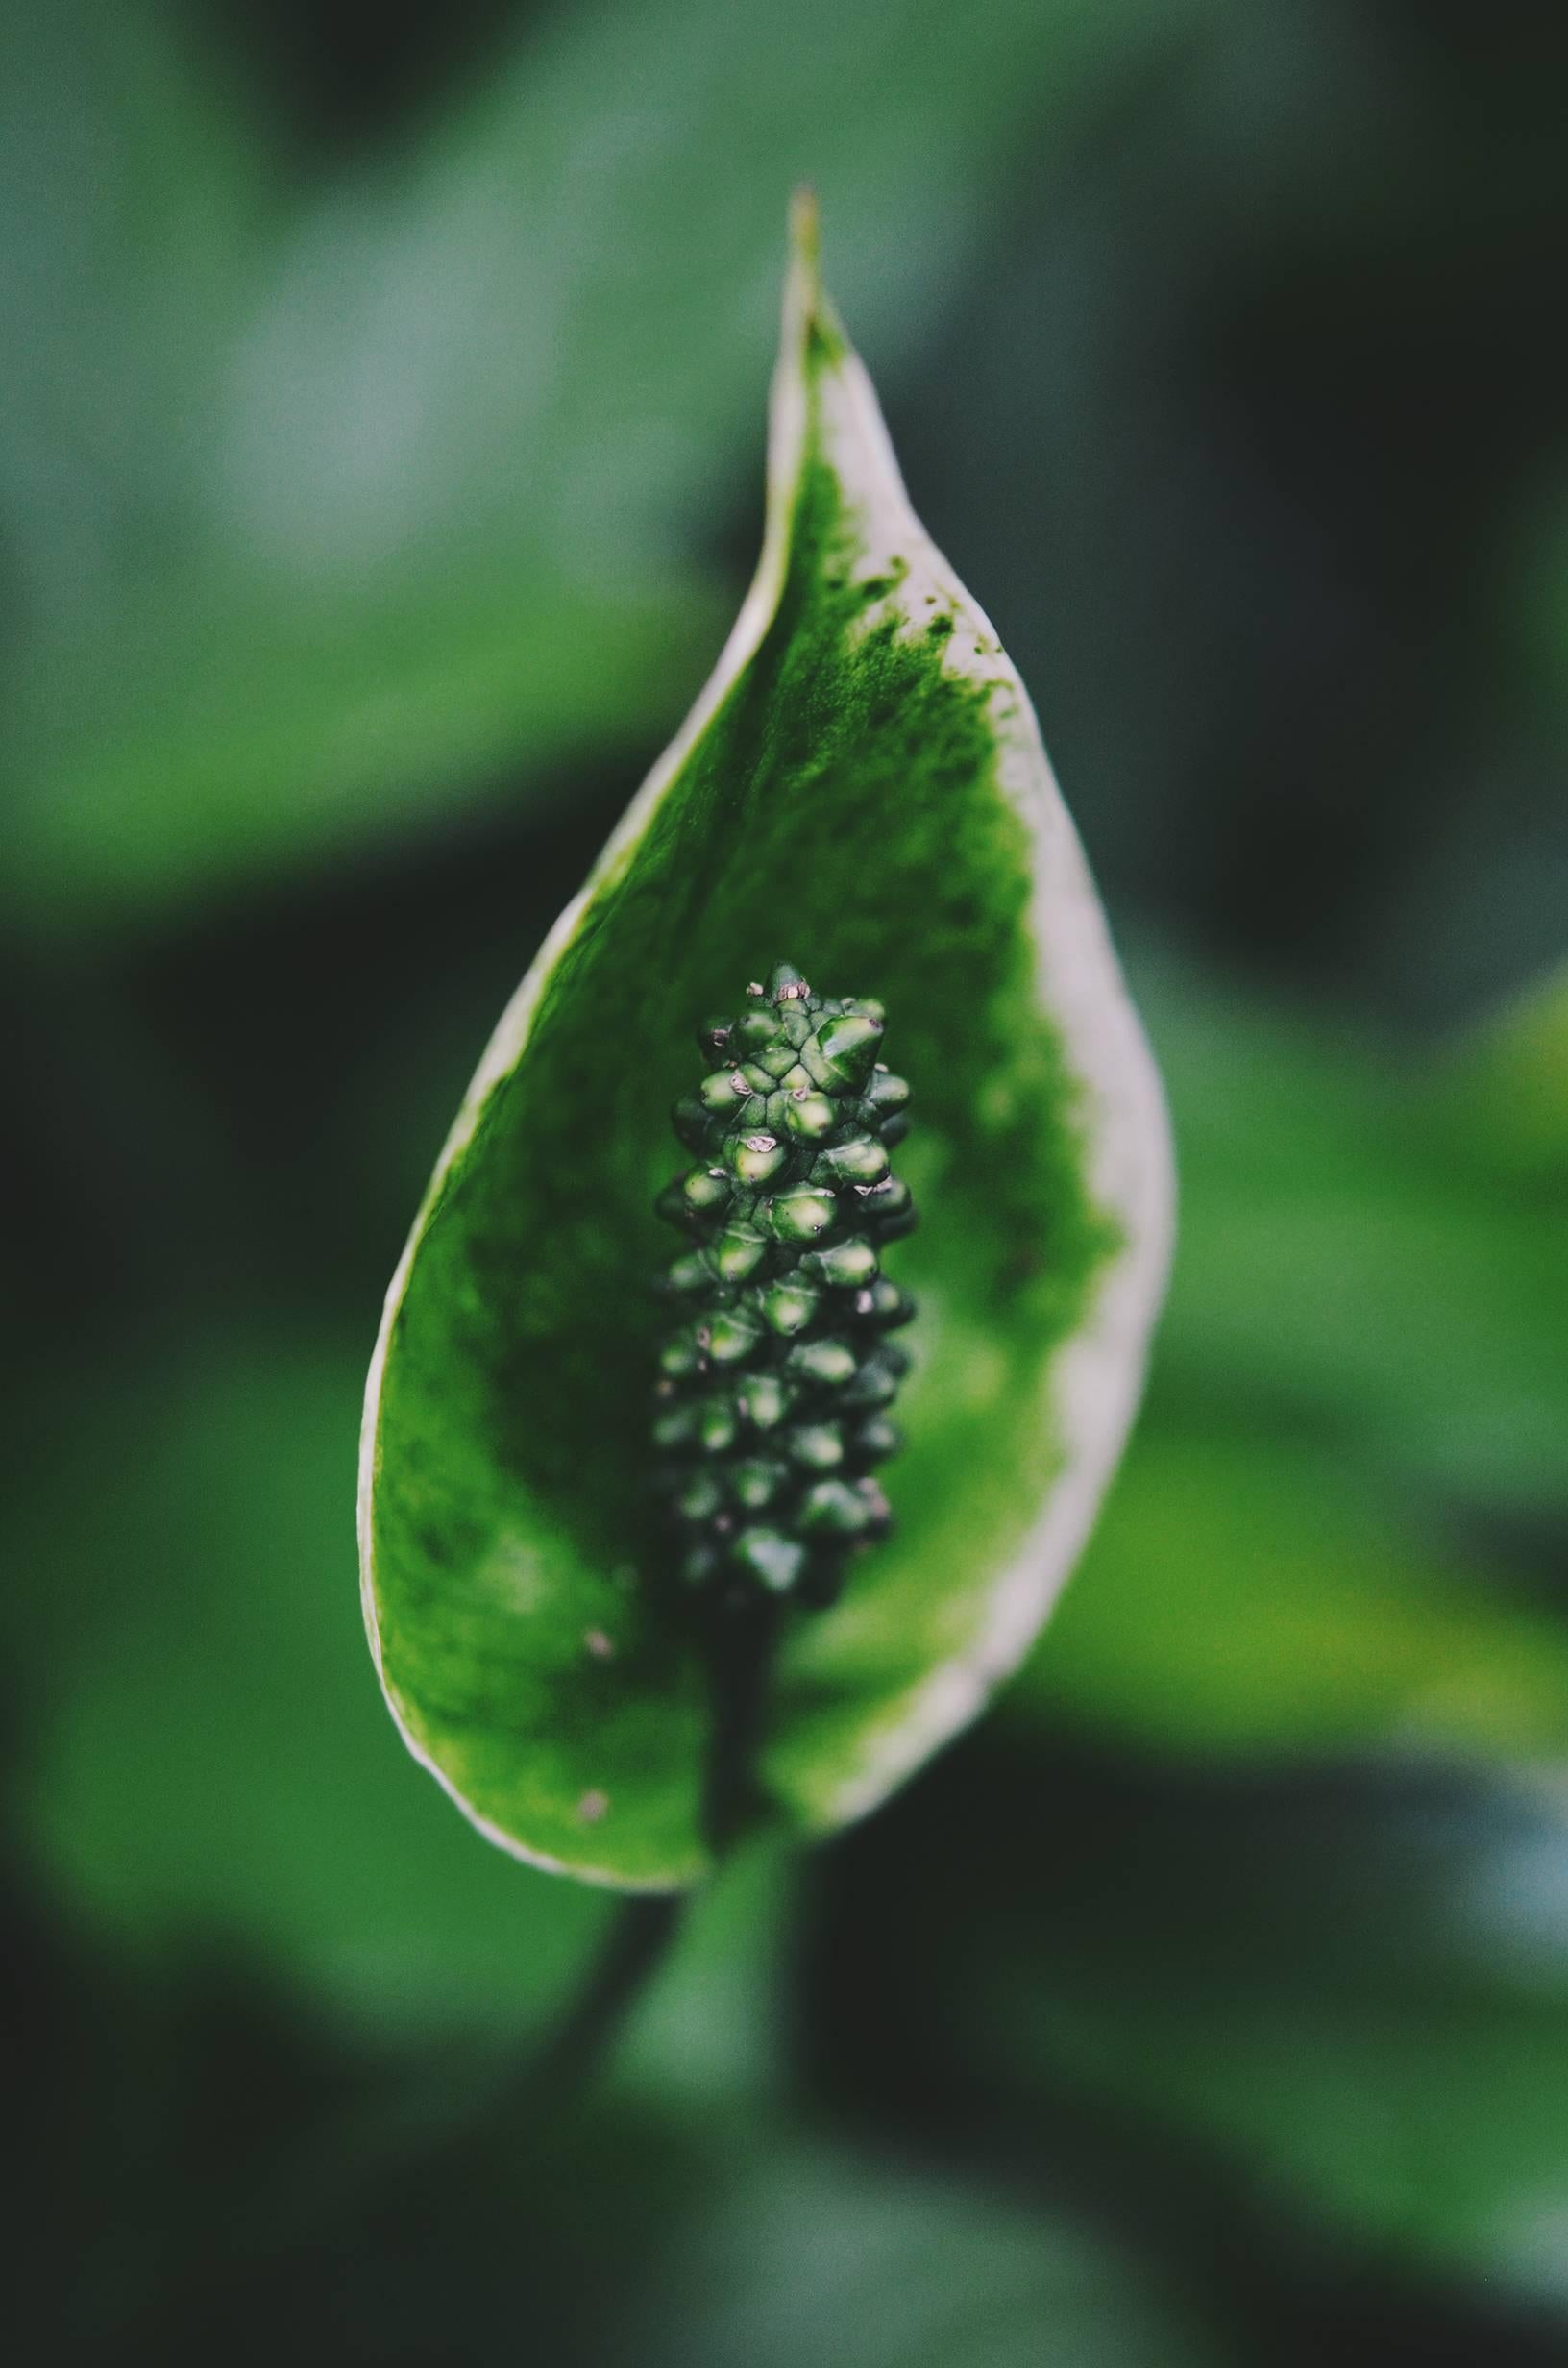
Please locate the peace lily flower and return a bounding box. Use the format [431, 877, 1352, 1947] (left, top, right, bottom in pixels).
[358, 199, 1174, 1890]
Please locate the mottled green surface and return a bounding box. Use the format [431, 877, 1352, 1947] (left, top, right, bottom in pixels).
[367, 289, 1117, 1885]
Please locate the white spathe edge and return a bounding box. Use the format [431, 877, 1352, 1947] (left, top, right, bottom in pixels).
[355, 213, 824, 1889]
[785, 299, 1176, 1832]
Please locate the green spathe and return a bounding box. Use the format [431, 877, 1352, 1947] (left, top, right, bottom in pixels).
[359, 201, 1174, 1889]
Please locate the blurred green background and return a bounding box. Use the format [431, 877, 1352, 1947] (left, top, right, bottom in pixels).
[6, 0, 1568, 2358]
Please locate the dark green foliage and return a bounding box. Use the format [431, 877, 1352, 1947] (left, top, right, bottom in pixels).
[651, 962, 916, 1605]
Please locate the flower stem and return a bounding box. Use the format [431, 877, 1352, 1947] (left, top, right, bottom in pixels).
[702, 1591, 782, 1855]
[529, 1595, 780, 2102]
[529, 1890, 687, 2104]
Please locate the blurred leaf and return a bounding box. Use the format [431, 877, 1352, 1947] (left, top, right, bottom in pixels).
[612, 2115, 1237, 2368]
[1428, 958, 1568, 1187]
[6, 565, 718, 921]
[817, 1743, 1568, 2312]
[10, 1328, 605, 2034]
[0, 0, 274, 573]
[996, 1773, 1568, 2311]
[1, 0, 1231, 932]
[361, 215, 1172, 1886]
[151, 2074, 1240, 2361]
[1146, 965, 1568, 1517]
[1015, 1427, 1568, 1761]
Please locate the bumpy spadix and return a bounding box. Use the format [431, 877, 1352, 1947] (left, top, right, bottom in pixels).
[652, 962, 916, 1607]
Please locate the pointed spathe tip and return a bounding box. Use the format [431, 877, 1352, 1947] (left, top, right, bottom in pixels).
[780, 186, 847, 377]
[789, 184, 821, 274]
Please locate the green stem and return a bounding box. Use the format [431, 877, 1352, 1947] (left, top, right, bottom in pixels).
[527, 1594, 780, 2105]
[702, 1591, 783, 1855]
[529, 1890, 687, 2104]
